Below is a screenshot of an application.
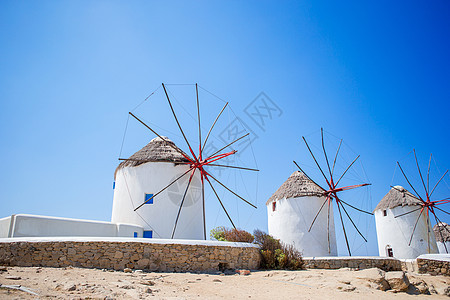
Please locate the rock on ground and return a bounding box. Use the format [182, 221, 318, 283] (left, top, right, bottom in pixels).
[355, 268, 390, 291]
[385, 271, 410, 292]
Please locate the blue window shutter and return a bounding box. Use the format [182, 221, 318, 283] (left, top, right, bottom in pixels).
[145, 193, 154, 204]
[143, 231, 153, 238]
[113, 181, 115, 189]
[133, 232, 138, 238]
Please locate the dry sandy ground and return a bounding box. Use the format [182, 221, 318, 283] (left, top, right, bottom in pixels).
[0, 266, 449, 299]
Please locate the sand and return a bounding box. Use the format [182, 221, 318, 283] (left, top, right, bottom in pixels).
[0, 266, 449, 299]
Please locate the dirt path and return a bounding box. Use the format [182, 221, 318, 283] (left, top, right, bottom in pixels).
[0, 266, 449, 299]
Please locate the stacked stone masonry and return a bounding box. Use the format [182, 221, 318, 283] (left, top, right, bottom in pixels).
[0, 241, 260, 272]
[417, 258, 450, 276]
[304, 257, 402, 272]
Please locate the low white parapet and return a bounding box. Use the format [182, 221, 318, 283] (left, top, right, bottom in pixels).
[0, 214, 143, 238]
[0, 236, 259, 248]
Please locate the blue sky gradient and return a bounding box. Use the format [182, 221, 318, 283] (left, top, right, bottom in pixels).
[1, 1, 449, 255]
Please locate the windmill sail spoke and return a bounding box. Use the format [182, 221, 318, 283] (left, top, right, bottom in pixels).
[196, 83, 202, 159]
[427, 154, 432, 195]
[206, 172, 257, 208]
[337, 202, 351, 256]
[162, 83, 197, 159]
[331, 139, 342, 177]
[430, 170, 449, 197]
[206, 163, 259, 171]
[397, 162, 425, 202]
[408, 207, 424, 246]
[432, 212, 448, 254]
[426, 213, 431, 253]
[171, 170, 196, 239]
[308, 195, 330, 232]
[327, 198, 331, 254]
[434, 206, 450, 215]
[201, 178, 206, 240]
[201, 102, 228, 155]
[205, 176, 236, 229]
[394, 206, 422, 218]
[321, 128, 333, 178]
[206, 133, 249, 159]
[413, 149, 429, 197]
[298, 130, 371, 256]
[124, 84, 256, 242]
[338, 197, 368, 242]
[339, 198, 373, 215]
[302, 136, 332, 188]
[134, 166, 194, 211]
[129, 112, 193, 163]
[335, 155, 360, 187]
[337, 183, 371, 192]
[293, 161, 327, 192]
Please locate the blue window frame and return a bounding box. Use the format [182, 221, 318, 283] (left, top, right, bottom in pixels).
[145, 193, 154, 204]
[113, 181, 115, 189]
[133, 232, 138, 238]
[143, 230, 153, 238]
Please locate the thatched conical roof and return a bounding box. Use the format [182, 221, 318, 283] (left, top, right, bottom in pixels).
[433, 222, 450, 243]
[374, 186, 422, 212]
[115, 136, 189, 177]
[266, 171, 325, 205]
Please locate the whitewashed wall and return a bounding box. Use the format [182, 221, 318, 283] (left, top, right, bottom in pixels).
[437, 242, 450, 254]
[0, 216, 12, 238]
[375, 206, 438, 259]
[267, 196, 337, 257]
[0, 214, 143, 238]
[112, 162, 203, 240]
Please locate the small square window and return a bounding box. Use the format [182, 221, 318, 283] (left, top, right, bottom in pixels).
[133, 232, 138, 238]
[143, 230, 153, 238]
[145, 193, 154, 204]
[272, 202, 276, 212]
[383, 210, 387, 217]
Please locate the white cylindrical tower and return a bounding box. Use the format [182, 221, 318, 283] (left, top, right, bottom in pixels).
[374, 186, 438, 259]
[267, 171, 337, 257]
[433, 222, 450, 254]
[112, 136, 203, 240]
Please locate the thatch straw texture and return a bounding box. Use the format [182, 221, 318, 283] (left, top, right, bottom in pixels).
[433, 222, 450, 243]
[374, 186, 422, 212]
[115, 136, 189, 176]
[266, 171, 325, 205]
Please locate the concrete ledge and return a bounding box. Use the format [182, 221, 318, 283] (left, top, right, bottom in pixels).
[0, 237, 259, 248]
[304, 256, 402, 271]
[0, 238, 260, 272]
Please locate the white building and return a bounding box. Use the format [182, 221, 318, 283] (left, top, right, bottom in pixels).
[374, 186, 438, 259]
[267, 171, 337, 257]
[433, 222, 450, 254]
[112, 136, 203, 240]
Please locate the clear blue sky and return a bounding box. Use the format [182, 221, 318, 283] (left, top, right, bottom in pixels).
[1, 1, 449, 256]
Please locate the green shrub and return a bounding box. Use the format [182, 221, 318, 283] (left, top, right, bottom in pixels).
[253, 229, 304, 270]
[224, 228, 254, 243]
[211, 227, 304, 270]
[261, 250, 276, 269]
[210, 227, 254, 243]
[210, 226, 227, 241]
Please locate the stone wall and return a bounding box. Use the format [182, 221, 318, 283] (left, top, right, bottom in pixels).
[417, 256, 450, 276]
[304, 256, 402, 272]
[0, 238, 260, 272]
